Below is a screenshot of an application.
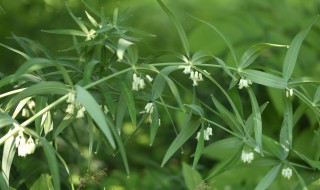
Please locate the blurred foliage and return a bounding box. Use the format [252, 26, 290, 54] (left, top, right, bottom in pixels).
[1, 0, 320, 189]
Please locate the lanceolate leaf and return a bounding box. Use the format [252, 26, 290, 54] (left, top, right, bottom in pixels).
[239, 43, 288, 70]
[40, 138, 60, 190]
[247, 88, 263, 154]
[149, 102, 159, 146]
[0, 112, 17, 129]
[279, 97, 293, 158]
[2, 136, 15, 187]
[192, 124, 204, 169]
[42, 29, 86, 37]
[283, 17, 318, 81]
[182, 162, 203, 190]
[83, 60, 99, 86]
[157, 0, 190, 58]
[189, 15, 238, 66]
[205, 146, 243, 180]
[254, 163, 281, 190]
[161, 118, 202, 167]
[6, 82, 69, 111]
[76, 85, 116, 149]
[0, 172, 9, 190]
[242, 69, 286, 89]
[119, 79, 136, 126]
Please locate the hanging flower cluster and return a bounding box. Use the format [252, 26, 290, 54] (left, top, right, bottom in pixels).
[65, 92, 86, 119]
[21, 100, 36, 118]
[15, 131, 36, 157]
[132, 73, 146, 91]
[238, 78, 252, 89]
[286, 88, 294, 97]
[281, 167, 293, 179]
[196, 127, 213, 141]
[182, 64, 203, 86]
[241, 150, 254, 163]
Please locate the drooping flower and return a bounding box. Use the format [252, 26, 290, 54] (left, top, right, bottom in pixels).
[21, 108, 30, 118]
[281, 167, 293, 179]
[196, 127, 213, 141]
[144, 102, 154, 114]
[238, 78, 252, 89]
[183, 65, 192, 74]
[16, 131, 36, 157]
[66, 92, 76, 103]
[190, 71, 203, 86]
[103, 105, 109, 114]
[241, 150, 254, 163]
[286, 88, 294, 97]
[26, 136, 36, 154]
[132, 73, 146, 91]
[146, 75, 153, 82]
[66, 104, 75, 115]
[76, 106, 86, 119]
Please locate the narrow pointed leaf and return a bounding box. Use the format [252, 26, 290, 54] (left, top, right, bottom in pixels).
[42, 29, 86, 37]
[157, 0, 189, 57]
[192, 125, 204, 168]
[2, 136, 15, 187]
[161, 118, 202, 167]
[6, 82, 69, 111]
[76, 85, 116, 149]
[283, 17, 318, 81]
[242, 69, 287, 89]
[205, 146, 242, 180]
[83, 60, 99, 86]
[254, 163, 281, 190]
[0, 43, 30, 59]
[40, 138, 60, 190]
[211, 94, 243, 134]
[119, 80, 136, 126]
[182, 162, 203, 190]
[240, 43, 288, 69]
[248, 88, 263, 154]
[189, 15, 238, 66]
[149, 102, 159, 146]
[105, 116, 130, 175]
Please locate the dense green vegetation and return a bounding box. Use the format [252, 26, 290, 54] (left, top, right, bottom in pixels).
[1, 0, 320, 189]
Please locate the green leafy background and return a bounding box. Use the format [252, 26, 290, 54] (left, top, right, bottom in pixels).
[1, 0, 320, 189]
